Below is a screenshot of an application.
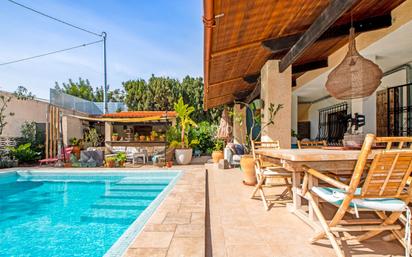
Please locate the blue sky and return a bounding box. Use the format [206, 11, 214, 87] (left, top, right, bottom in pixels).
[0, 0, 203, 99]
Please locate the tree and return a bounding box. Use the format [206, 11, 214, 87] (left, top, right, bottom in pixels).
[123, 79, 148, 110]
[13, 86, 35, 100]
[123, 75, 223, 124]
[174, 97, 197, 148]
[0, 94, 14, 136]
[55, 78, 96, 101]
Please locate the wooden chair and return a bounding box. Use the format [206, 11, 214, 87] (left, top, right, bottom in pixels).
[251, 140, 281, 168]
[297, 140, 327, 149]
[302, 134, 412, 257]
[250, 140, 292, 210]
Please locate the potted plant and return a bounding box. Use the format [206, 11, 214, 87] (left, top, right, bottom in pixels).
[173, 97, 198, 165]
[105, 156, 116, 168]
[234, 100, 283, 185]
[111, 133, 119, 141]
[150, 131, 158, 141]
[139, 135, 146, 141]
[115, 152, 126, 167]
[159, 134, 165, 142]
[134, 133, 139, 141]
[211, 139, 224, 163]
[69, 137, 81, 159]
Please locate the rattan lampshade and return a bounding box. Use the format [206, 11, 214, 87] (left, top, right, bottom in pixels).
[325, 28, 383, 100]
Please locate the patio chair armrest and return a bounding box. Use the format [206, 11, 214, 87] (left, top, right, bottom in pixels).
[302, 165, 349, 191]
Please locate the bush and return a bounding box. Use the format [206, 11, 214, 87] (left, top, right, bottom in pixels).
[7, 143, 41, 164]
[189, 121, 217, 155]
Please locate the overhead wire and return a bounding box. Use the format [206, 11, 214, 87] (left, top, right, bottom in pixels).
[7, 0, 103, 37]
[0, 39, 103, 66]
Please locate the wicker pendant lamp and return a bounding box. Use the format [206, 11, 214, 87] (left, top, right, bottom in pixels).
[325, 27, 383, 100]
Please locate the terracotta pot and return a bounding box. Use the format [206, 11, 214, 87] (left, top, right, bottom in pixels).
[72, 146, 80, 160]
[240, 155, 256, 185]
[64, 163, 72, 168]
[166, 161, 173, 168]
[211, 150, 224, 163]
[111, 135, 118, 141]
[139, 135, 146, 141]
[106, 160, 115, 168]
[150, 135, 156, 141]
[118, 161, 125, 167]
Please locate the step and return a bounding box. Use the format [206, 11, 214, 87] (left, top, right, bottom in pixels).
[100, 192, 158, 200]
[110, 184, 166, 191]
[109, 188, 162, 193]
[80, 209, 142, 225]
[116, 178, 171, 185]
[91, 199, 150, 210]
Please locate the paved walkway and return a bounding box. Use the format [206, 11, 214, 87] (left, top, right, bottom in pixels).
[206, 164, 405, 257]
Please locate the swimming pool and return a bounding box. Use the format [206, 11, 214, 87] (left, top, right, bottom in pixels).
[0, 169, 181, 257]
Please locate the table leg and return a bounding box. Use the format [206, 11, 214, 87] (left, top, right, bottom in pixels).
[308, 175, 319, 222]
[291, 171, 301, 211]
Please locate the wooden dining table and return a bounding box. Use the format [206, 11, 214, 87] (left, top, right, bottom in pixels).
[255, 148, 377, 229]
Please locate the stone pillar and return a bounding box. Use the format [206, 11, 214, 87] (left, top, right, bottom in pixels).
[260, 60, 292, 148]
[233, 104, 247, 144]
[105, 122, 113, 148]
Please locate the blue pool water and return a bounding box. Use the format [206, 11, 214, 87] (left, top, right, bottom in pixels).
[0, 170, 181, 257]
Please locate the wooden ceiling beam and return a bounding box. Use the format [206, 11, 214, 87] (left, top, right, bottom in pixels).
[279, 0, 359, 72]
[244, 82, 261, 105]
[263, 14, 392, 54]
[292, 59, 328, 74]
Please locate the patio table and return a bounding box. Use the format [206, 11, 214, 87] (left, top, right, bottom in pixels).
[254, 148, 377, 230]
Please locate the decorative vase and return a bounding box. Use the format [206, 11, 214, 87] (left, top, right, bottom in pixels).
[175, 148, 193, 165]
[211, 150, 224, 163]
[240, 155, 256, 185]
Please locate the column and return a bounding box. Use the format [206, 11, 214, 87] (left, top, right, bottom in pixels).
[105, 122, 113, 148]
[260, 59, 292, 148]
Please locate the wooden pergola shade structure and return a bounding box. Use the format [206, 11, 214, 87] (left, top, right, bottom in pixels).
[203, 0, 405, 110]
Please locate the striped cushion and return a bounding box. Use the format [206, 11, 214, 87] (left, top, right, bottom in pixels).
[312, 187, 406, 212]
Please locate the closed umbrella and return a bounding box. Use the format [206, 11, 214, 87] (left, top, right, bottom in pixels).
[217, 108, 232, 141]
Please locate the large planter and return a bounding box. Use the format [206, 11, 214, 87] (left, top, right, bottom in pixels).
[175, 148, 193, 165]
[211, 150, 224, 163]
[240, 155, 256, 186]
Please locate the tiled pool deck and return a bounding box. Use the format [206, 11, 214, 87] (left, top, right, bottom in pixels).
[124, 165, 206, 257]
[206, 163, 405, 257]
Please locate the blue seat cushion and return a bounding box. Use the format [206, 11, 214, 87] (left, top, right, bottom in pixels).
[312, 187, 406, 212]
[234, 144, 245, 155]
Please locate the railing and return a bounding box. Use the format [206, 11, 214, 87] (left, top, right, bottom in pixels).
[50, 89, 126, 115]
[387, 82, 412, 136]
[317, 102, 348, 145]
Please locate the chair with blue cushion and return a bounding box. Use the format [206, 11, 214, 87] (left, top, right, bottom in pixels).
[302, 134, 412, 257]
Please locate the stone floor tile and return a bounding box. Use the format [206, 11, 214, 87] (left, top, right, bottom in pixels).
[131, 231, 174, 249]
[162, 212, 192, 225]
[124, 248, 168, 257]
[174, 224, 204, 238]
[166, 237, 204, 257]
[143, 224, 177, 232]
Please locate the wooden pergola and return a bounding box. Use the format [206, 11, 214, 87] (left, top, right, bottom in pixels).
[203, 0, 405, 109]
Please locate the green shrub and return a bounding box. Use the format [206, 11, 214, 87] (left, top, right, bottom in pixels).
[214, 139, 224, 151]
[189, 121, 217, 155]
[7, 143, 41, 164]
